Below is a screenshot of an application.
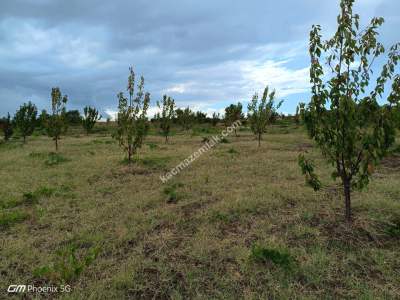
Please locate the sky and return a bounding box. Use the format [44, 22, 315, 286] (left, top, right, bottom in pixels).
[0, 0, 399, 119]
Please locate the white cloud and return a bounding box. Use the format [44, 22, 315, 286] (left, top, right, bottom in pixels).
[164, 83, 190, 94]
[240, 59, 310, 98]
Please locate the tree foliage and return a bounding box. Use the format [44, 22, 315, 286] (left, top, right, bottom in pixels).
[176, 107, 194, 131]
[46, 88, 68, 151]
[1, 113, 13, 141]
[82, 106, 101, 134]
[301, 0, 400, 221]
[14, 101, 37, 143]
[225, 102, 243, 136]
[211, 112, 220, 127]
[195, 111, 207, 124]
[247, 86, 283, 147]
[113, 66, 150, 163]
[156, 95, 176, 143]
[65, 110, 82, 125]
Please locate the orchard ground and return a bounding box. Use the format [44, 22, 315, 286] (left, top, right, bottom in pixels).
[0, 121, 399, 299]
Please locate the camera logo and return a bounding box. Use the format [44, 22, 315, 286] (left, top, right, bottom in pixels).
[7, 285, 26, 293]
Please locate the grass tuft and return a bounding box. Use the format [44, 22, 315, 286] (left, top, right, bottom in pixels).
[45, 152, 70, 166]
[163, 182, 184, 203]
[0, 210, 28, 228]
[250, 245, 294, 269]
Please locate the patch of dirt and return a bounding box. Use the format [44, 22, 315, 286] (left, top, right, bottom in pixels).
[324, 184, 342, 200]
[380, 154, 400, 172]
[296, 143, 313, 151]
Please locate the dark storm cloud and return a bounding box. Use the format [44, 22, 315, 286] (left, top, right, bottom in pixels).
[0, 0, 399, 117]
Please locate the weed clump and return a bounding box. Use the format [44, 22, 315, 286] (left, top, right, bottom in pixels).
[45, 152, 70, 166]
[250, 245, 293, 269]
[384, 219, 400, 238]
[22, 186, 55, 205]
[163, 182, 184, 203]
[34, 243, 100, 283]
[227, 148, 239, 154]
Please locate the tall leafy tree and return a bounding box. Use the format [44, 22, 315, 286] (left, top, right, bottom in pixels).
[46, 88, 68, 151]
[82, 106, 101, 135]
[1, 113, 13, 141]
[113, 66, 150, 163]
[247, 86, 283, 147]
[14, 101, 37, 143]
[156, 95, 176, 143]
[300, 0, 400, 222]
[224, 102, 243, 136]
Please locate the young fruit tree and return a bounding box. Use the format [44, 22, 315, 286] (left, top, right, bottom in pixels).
[176, 107, 194, 131]
[82, 106, 101, 135]
[300, 0, 400, 222]
[14, 101, 37, 143]
[211, 112, 220, 127]
[1, 113, 14, 141]
[46, 88, 68, 151]
[113, 67, 150, 163]
[224, 102, 243, 136]
[247, 86, 283, 147]
[156, 95, 176, 143]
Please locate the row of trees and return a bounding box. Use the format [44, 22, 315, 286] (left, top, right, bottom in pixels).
[1, 82, 286, 152]
[0, 91, 101, 149]
[111, 66, 286, 163]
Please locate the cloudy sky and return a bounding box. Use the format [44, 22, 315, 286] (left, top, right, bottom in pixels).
[0, 0, 399, 118]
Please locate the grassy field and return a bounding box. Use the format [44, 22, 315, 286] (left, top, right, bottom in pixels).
[1, 123, 400, 299]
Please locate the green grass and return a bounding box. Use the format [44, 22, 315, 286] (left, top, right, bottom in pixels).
[0, 210, 28, 228]
[0, 124, 399, 298]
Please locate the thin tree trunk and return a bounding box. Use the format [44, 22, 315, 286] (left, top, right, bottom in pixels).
[23, 135, 26, 144]
[128, 145, 132, 163]
[258, 133, 261, 147]
[55, 137, 58, 151]
[165, 135, 168, 144]
[343, 178, 351, 222]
